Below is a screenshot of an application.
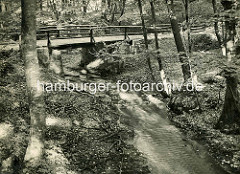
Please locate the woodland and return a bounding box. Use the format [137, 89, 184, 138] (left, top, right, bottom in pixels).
[0, 0, 240, 174]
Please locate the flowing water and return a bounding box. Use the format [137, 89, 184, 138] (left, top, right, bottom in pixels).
[117, 93, 228, 174]
[49, 46, 229, 174]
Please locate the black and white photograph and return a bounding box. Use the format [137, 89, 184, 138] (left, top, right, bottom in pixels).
[0, 0, 240, 173]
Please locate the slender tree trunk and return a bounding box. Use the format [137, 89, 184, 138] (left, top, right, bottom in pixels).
[212, 0, 222, 47]
[83, 0, 87, 15]
[62, 0, 65, 11]
[118, 0, 126, 26]
[137, 0, 148, 49]
[49, 0, 59, 20]
[21, 0, 46, 168]
[166, 0, 191, 82]
[149, 0, 158, 50]
[137, 0, 155, 80]
[222, 1, 237, 61]
[101, 0, 109, 22]
[101, 0, 106, 12]
[216, 0, 240, 130]
[183, 0, 192, 53]
[150, 0, 170, 95]
[0, 0, 6, 13]
[111, 3, 116, 23]
[39, 0, 43, 11]
[107, 0, 111, 8]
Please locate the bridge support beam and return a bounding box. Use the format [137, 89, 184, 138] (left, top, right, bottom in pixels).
[124, 27, 127, 40]
[90, 29, 95, 43]
[47, 31, 51, 47]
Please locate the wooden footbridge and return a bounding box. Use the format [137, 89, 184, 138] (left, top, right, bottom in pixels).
[38, 24, 173, 48]
[1, 24, 207, 49]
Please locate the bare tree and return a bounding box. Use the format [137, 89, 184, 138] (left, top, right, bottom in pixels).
[39, 0, 43, 11]
[149, 0, 171, 95]
[182, 0, 192, 53]
[118, 0, 126, 25]
[101, 0, 111, 22]
[137, 0, 155, 80]
[111, 2, 117, 23]
[49, 0, 60, 20]
[82, 0, 88, 15]
[21, 0, 46, 168]
[166, 0, 192, 82]
[212, 0, 222, 47]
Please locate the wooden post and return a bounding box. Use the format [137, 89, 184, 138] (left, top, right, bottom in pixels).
[47, 31, 51, 47]
[90, 29, 95, 43]
[124, 27, 127, 40]
[19, 34, 21, 45]
[90, 29, 92, 43]
[57, 30, 60, 38]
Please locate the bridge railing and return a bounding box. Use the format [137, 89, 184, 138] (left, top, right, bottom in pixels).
[1, 24, 208, 44]
[37, 24, 174, 42]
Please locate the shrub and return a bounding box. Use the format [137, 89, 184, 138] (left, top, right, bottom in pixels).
[0, 51, 15, 78]
[191, 34, 220, 51]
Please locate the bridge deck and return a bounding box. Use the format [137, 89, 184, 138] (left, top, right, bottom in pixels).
[38, 33, 173, 48]
[1, 27, 212, 50]
[0, 24, 209, 50]
[1, 33, 173, 50]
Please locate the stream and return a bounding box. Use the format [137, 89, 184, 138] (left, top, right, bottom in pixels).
[46, 45, 229, 174]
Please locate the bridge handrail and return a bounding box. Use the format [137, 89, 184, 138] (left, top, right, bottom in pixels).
[1, 24, 209, 44]
[2, 24, 206, 35]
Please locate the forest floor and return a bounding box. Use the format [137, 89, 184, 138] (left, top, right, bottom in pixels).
[0, 50, 150, 173]
[1, 35, 240, 174]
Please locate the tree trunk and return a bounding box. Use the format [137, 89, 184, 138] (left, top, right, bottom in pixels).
[111, 3, 116, 23]
[166, 0, 191, 82]
[137, 0, 148, 49]
[216, 0, 240, 130]
[107, 0, 111, 8]
[101, 0, 106, 12]
[150, 0, 170, 95]
[137, 0, 155, 80]
[101, 0, 109, 22]
[149, 0, 159, 50]
[39, 0, 43, 11]
[49, 0, 59, 20]
[212, 0, 222, 47]
[82, 0, 87, 15]
[0, 0, 6, 13]
[183, 0, 192, 54]
[21, 0, 46, 168]
[118, 0, 126, 26]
